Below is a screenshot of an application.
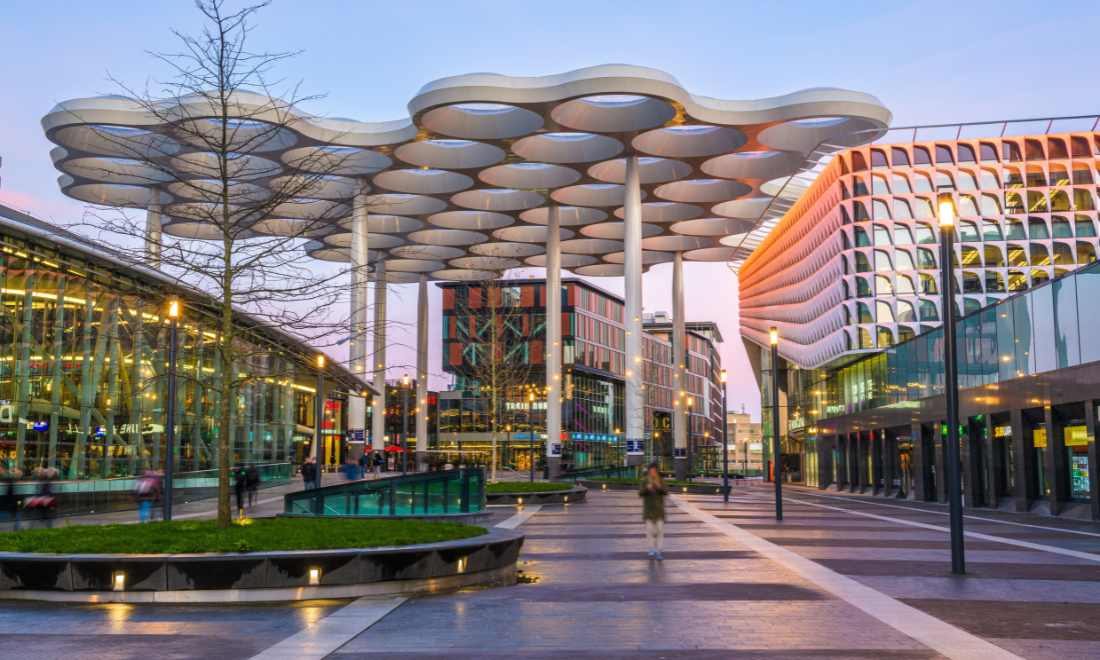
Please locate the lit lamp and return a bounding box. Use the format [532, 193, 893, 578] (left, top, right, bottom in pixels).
[528, 392, 535, 483]
[113, 572, 125, 591]
[938, 192, 965, 574]
[721, 369, 729, 502]
[770, 327, 782, 521]
[164, 299, 179, 520]
[309, 568, 320, 585]
[315, 354, 325, 466]
[402, 374, 410, 476]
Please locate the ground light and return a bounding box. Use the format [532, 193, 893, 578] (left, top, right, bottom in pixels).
[770, 327, 782, 521]
[939, 192, 966, 574]
[164, 299, 179, 521]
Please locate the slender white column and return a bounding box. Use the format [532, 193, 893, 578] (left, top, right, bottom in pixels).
[623, 154, 645, 467]
[371, 253, 388, 452]
[146, 186, 162, 269]
[672, 251, 688, 479]
[348, 178, 370, 455]
[546, 204, 563, 476]
[415, 272, 429, 467]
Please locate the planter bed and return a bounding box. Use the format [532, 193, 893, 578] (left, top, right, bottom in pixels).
[578, 479, 736, 495]
[486, 485, 586, 506]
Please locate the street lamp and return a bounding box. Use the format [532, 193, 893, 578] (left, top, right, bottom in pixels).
[687, 395, 693, 482]
[402, 374, 409, 475]
[164, 299, 179, 520]
[770, 327, 782, 521]
[315, 354, 325, 467]
[528, 392, 535, 482]
[939, 192, 965, 574]
[721, 370, 729, 502]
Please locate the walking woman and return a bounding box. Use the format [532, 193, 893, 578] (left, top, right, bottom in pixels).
[638, 462, 668, 560]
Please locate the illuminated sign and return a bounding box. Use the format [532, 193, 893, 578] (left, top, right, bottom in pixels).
[1065, 426, 1088, 447]
[993, 425, 1012, 438]
[1033, 428, 1047, 448]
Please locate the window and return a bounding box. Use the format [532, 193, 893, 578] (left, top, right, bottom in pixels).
[873, 224, 892, 245]
[895, 249, 915, 270]
[854, 201, 870, 221]
[918, 273, 938, 294]
[1006, 220, 1026, 240]
[959, 195, 980, 216]
[872, 199, 891, 220]
[935, 145, 954, 165]
[874, 249, 893, 271]
[1008, 270, 1028, 292]
[1071, 136, 1091, 158]
[857, 277, 873, 297]
[1028, 191, 1048, 213]
[842, 230, 852, 249]
[1004, 167, 1023, 188]
[1077, 242, 1097, 264]
[1005, 192, 1025, 214]
[855, 251, 871, 272]
[913, 172, 935, 193]
[957, 143, 976, 164]
[894, 224, 914, 245]
[984, 245, 1005, 267]
[1052, 242, 1074, 265]
[898, 325, 916, 343]
[979, 142, 999, 162]
[876, 274, 894, 295]
[877, 327, 895, 348]
[858, 328, 874, 349]
[1028, 217, 1050, 239]
[936, 171, 956, 191]
[986, 271, 1006, 292]
[959, 220, 981, 242]
[877, 300, 895, 322]
[852, 177, 869, 197]
[872, 174, 890, 195]
[1032, 269, 1050, 286]
[891, 147, 910, 167]
[1050, 191, 1071, 213]
[914, 197, 935, 218]
[958, 170, 979, 191]
[1026, 167, 1047, 188]
[1075, 215, 1097, 237]
[964, 298, 983, 315]
[1030, 243, 1051, 266]
[1074, 189, 1095, 211]
[871, 149, 889, 169]
[840, 205, 851, 224]
[983, 220, 1004, 241]
[892, 174, 912, 193]
[961, 246, 981, 266]
[851, 151, 868, 172]
[1048, 138, 1068, 159]
[1072, 164, 1094, 185]
[840, 181, 850, 199]
[914, 146, 932, 165]
[897, 275, 916, 295]
[981, 194, 1002, 215]
[1007, 244, 1028, 267]
[1051, 216, 1073, 238]
[917, 247, 937, 269]
[1025, 139, 1045, 161]
[980, 169, 1000, 190]
[915, 222, 936, 244]
[1003, 141, 1023, 162]
[893, 198, 914, 219]
[962, 271, 983, 293]
[854, 226, 871, 247]
[919, 299, 940, 321]
[897, 299, 917, 321]
[1049, 165, 1070, 186]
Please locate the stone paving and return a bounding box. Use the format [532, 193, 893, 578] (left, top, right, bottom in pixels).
[1, 484, 1099, 658]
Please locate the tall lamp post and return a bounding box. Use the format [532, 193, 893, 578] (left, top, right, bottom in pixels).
[687, 396, 693, 482]
[528, 392, 535, 482]
[938, 193, 965, 574]
[402, 374, 409, 475]
[163, 299, 179, 520]
[315, 355, 324, 469]
[721, 370, 729, 503]
[770, 327, 782, 521]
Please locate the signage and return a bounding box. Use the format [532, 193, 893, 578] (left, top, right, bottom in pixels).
[30, 421, 48, 431]
[1065, 426, 1088, 447]
[673, 447, 686, 458]
[626, 439, 643, 454]
[348, 429, 365, 443]
[1033, 428, 1047, 448]
[551, 443, 561, 456]
[993, 425, 1012, 438]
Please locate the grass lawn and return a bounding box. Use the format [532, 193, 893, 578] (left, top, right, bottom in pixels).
[585, 478, 713, 486]
[0, 518, 485, 555]
[485, 482, 573, 493]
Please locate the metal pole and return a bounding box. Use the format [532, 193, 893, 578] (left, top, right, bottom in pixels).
[316, 362, 324, 471]
[723, 379, 729, 503]
[771, 332, 783, 521]
[939, 197, 966, 573]
[402, 381, 408, 476]
[164, 312, 177, 520]
[529, 400, 534, 483]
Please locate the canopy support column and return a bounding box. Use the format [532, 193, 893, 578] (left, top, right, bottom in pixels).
[372, 253, 388, 453]
[146, 186, 162, 269]
[416, 272, 429, 470]
[624, 154, 645, 468]
[673, 251, 688, 479]
[546, 204, 563, 479]
[348, 178, 370, 462]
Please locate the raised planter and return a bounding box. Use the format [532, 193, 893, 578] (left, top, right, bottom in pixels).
[578, 480, 737, 495]
[486, 486, 586, 506]
[278, 511, 492, 523]
[0, 530, 522, 603]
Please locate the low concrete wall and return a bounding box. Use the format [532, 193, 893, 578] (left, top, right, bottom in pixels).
[486, 486, 586, 506]
[578, 480, 747, 495]
[0, 530, 522, 603]
[278, 511, 492, 523]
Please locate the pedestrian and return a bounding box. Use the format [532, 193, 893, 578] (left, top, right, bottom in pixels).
[233, 466, 247, 514]
[372, 451, 382, 479]
[149, 470, 164, 521]
[131, 470, 156, 522]
[0, 468, 22, 532]
[300, 458, 314, 490]
[343, 457, 358, 481]
[358, 452, 367, 480]
[246, 464, 260, 506]
[638, 462, 668, 560]
[311, 456, 322, 489]
[27, 468, 59, 528]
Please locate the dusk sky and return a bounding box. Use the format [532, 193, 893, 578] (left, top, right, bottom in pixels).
[2, 0, 1098, 419]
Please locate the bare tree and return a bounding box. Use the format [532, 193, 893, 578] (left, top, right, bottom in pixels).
[65, 0, 379, 527]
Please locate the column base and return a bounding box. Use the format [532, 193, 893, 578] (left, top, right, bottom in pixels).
[674, 458, 688, 480]
[416, 451, 427, 472]
[625, 454, 644, 467]
[546, 456, 562, 479]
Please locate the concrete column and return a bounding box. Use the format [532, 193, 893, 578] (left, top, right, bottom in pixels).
[1012, 409, 1035, 512]
[912, 423, 929, 501]
[372, 253, 388, 452]
[146, 187, 162, 269]
[416, 273, 429, 469]
[1085, 401, 1099, 521]
[348, 178, 370, 460]
[934, 421, 948, 503]
[673, 251, 687, 479]
[623, 153, 645, 467]
[546, 204, 563, 477]
[1044, 406, 1068, 516]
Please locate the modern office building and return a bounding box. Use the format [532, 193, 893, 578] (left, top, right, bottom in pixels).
[0, 201, 368, 513]
[738, 124, 1100, 514]
[437, 278, 723, 472]
[726, 411, 763, 473]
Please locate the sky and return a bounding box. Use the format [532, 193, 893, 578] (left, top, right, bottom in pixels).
[2, 0, 1099, 420]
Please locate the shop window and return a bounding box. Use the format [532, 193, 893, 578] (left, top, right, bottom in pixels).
[851, 151, 868, 172]
[1049, 164, 1070, 186]
[1006, 220, 1026, 240]
[915, 222, 936, 244]
[1032, 269, 1051, 286]
[1028, 217, 1050, 239]
[979, 142, 999, 162]
[983, 219, 1004, 241]
[1053, 242, 1075, 266]
[874, 249, 893, 271]
[1074, 189, 1095, 211]
[894, 224, 914, 245]
[1030, 243, 1051, 266]
[1004, 167, 1024, 188]
[858, 328, 874, 349]
[918, 273, 938, 294]
[875, 274, 894, 295]
[1026, 166, 1047, 188]
[852, 177, 869, 197]
[1005, 192, 1025, 214]
[895, 249, 916, 270]
[959, 195, 980, 217]
[958, 144, 976, 164]
[897, 275, 916, 295]
[1048, 138, 1068, 160]
[893, 198, 914, 219]
[1077, 242, 1097, 264]
[857, 277, 873, 298]
[854, 226, 871, 247]
[1071, 136, 1092, 158]
[853, 201, 870, 222]
[936, 171, 956, 191]
[892, 147, 910, 167]
[873, 224, 892, 246]
[1051, 216, 1073, 238]
[855, 252, 871, 272]
[959, 220, 981, 242]
[919, 299, 940, 321]
[871, 149, 889, 169]
[872, 199, 891, 221]
[935, 145, 954, 165]
[876, 300, 895, 322]
[1025, 139, 1045, 161]
[1051, 191, 1072, 213]
[984, 245, 1005, 267]
[872, 174, 890, 195]
[840, 205, 851, 224]
[958, 170, 979, 191]
[1076, 216, 1097, 237]
[914, 146, 932, 165]
[962, 271, 983, 293]
[980, 168, 1000, 189]
[1007, 270, 1028, 291]
[917, 247, 937, 270]
[981, 193, 1002, 215]
[877, 326, 895, 348]
[1003, 141, 1023, 162]
[985, 271, 1006, 292]
[1072, 163, 1093, 185]
[914, 197, 935, 218]
[1007, 244, 1028, 267]
[892, 174, 912, 193]
[897, 299, 917, 321]
[857, 302, 873, 324]
[913, 172, 935, 193]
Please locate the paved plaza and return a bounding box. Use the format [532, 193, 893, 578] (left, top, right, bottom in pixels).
[2, 486, 1100, 659]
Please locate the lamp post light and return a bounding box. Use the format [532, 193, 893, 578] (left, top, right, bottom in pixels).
[687, 396, 693, 482]
[315, 355, 325, 468]
[744, 440, 749, 475]
[528, 392, 535, 482]
[938, 193, 966, 574]
[770, 327, 782, 521]
[163, 299, 179, 520]
[402, 374, 409, 476]
[721, 370, 729, 503]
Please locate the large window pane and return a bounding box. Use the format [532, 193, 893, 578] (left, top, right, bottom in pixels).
[996, 303, 1017, 381]
[1077, 265, 1100, 364]
[1052, 277, 1081, 369]
[1030, 285, 1056, 373]
[1012, 295, 1035, 376]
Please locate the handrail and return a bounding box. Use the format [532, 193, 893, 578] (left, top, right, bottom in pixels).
[283, 467, 487, 516]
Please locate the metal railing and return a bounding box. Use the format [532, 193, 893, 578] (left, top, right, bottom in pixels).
[283, 467, 486, 516]
[553, 465, 643, 483]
